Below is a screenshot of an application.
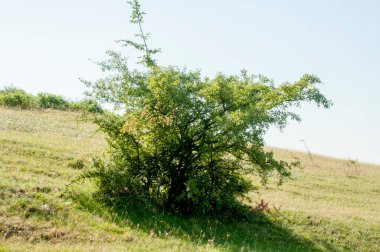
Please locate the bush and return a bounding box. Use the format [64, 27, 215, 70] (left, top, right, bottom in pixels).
[69, 99, 103, 113]
[37, 93, 69, 110]
[0, 86, 103, 113]
[82, 1, 331, 216]
[0, 86, 36, 109]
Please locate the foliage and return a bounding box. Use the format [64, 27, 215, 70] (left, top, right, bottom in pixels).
[0, 86, 102, 113]
[37, 92, 69, 110]
[69, 99, 103, 113]
[83, 0, 332, 215]
[0, 86, 36, 109]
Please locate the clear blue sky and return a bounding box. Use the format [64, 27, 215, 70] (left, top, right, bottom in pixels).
[1, 0, 379, 164]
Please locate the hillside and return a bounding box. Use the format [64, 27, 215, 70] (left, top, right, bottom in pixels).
[0, 107, 379, 251]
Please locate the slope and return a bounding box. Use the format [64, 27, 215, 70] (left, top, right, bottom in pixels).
[0, 108, 378, 251]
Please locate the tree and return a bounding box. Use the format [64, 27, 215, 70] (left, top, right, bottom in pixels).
[82, 0, 331, 215]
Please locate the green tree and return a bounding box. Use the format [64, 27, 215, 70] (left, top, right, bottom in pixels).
[83, 0, 331, 215]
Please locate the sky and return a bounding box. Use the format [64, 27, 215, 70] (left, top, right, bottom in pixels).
[1, 0, 379, 164]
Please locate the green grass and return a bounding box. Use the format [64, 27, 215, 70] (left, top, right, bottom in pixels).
[0, 107, 379, 251]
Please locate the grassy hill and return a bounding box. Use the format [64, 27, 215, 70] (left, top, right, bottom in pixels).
[0, 107, 379, 251]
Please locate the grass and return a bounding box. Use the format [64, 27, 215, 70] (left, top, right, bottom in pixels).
[0, 107, 379, 251]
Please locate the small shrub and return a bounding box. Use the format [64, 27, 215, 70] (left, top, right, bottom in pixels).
[24, 204, 54, 219]
[68, 159, 86, 170]
[0, 86, 36, 109]
[34, 186, 52, 193]
[69, 99, 103, 113]
[343, 158, 360, 178]
[37, 93, 69, 110]
[255, 199, 271, 213]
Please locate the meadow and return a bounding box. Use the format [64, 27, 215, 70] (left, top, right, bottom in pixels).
[0, 107, 378, 251]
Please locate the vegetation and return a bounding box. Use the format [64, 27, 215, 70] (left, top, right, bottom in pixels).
[2, 2, 378, 251]
[37, 92, 70, 110]
[0, 86, 35, 109]
[0, 85, 102, 113]
[83, 0, 331, 215]
[0, 107, 379, 251]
